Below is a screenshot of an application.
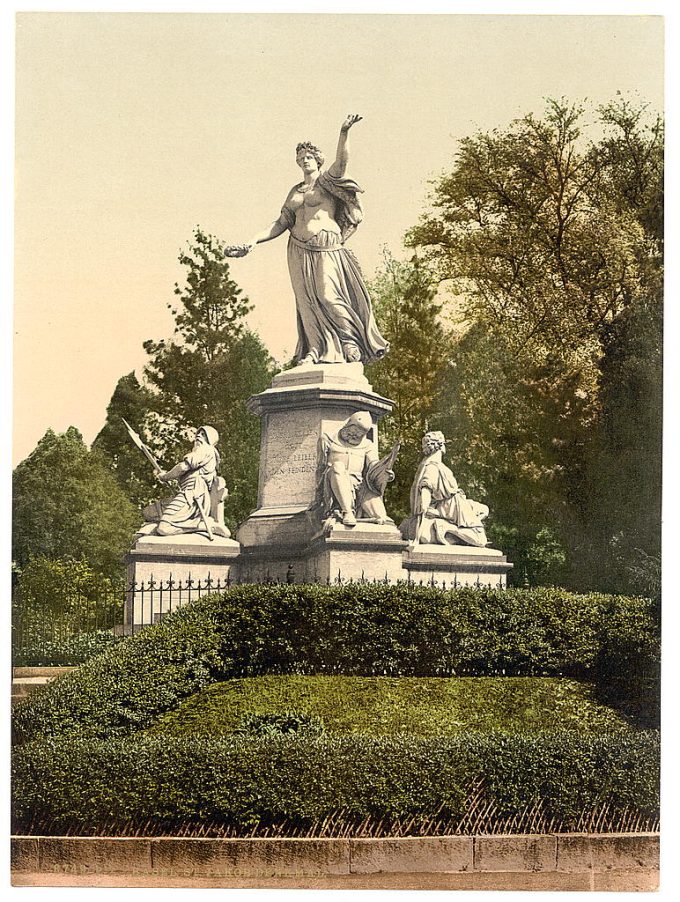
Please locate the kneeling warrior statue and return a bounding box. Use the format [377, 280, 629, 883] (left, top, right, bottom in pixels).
[124, 419, 230, 540]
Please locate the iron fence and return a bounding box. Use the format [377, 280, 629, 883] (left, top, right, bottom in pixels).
[124, 570, 505, 631]
[11, 577, 125, 666]
[125, 574, 233, 633]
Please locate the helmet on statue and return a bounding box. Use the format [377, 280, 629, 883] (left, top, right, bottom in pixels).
[344, 411, 372, 433]
[198, 425, 220, 446]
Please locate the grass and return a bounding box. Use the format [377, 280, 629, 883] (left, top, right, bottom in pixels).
[147, 675, 632, 737]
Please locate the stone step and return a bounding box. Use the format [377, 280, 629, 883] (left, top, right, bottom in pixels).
[11, 666, 76, 703]
[12, 666, 76, 679]
[12, 679, 52, 701]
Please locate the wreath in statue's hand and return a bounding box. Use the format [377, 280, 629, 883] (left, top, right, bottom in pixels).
[223, 244, 252, 258]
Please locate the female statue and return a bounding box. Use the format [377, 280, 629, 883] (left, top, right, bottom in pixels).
[402, 431, 490, 547]
[225, 115, 388, 366]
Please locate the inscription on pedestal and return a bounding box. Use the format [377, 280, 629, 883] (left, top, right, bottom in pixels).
[264, 451, 317, 481]
[260, 414, 320, 507]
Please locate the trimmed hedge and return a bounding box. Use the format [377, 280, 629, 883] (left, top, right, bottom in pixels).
[148, 675, 633, 737]
[12, 731, 659, 836]
[13, 584, 659, 744]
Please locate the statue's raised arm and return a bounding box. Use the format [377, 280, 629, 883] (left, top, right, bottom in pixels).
[328, 114, 362, 178]
[224, 115, 388, 366]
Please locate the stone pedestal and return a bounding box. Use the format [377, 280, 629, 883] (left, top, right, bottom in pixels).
[402, 543, 512, 588]
[124, 362, 513, 626]
[241, 521, 407, 585]
[125, 533, 240, 629]
[236, 362, 394, 565]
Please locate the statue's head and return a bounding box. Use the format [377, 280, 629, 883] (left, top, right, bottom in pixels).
[296, 141, 324, 172]
[422, 430, 446, 454]
[339, 411, 372, 446]
[196, 425, 219, 447]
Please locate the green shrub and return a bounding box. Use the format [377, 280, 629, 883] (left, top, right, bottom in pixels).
[13, 600, 223, 742]
[13, 629, 123, 667]
[148, 675, 632, 738]
[12, 558, 122, 629]
[12, 731, 659, 836]
[12, 558, 124, 666]
[593, 594, 661, 728]
[13, 584, 659, 744]
[234, 711, 325, 738]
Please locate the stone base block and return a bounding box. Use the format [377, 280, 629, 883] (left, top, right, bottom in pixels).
[350, 837, 473, 874]
[403, 543, 513, 588]
[306, 522, 407, 583]
[235, 504, 318, 551]
[150, 838, 350, 878]
[474, 835, 557, 872]
[231, 528, 513, 588]
[556, 833, 660, 873]
[237, 521, 407, 585]
[125, 534, 240, 628]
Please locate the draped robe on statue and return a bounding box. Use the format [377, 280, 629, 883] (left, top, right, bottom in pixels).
[280, 171, 389, 365]
[408, 457, 489, 547]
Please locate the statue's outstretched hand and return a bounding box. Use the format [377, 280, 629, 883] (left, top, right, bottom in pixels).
[341, 114, 363, 132]
[223, 243, 253, 258]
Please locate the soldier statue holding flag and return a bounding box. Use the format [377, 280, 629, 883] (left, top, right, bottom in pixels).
[315, 410, 398, 529]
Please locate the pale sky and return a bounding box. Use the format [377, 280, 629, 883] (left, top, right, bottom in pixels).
[13, 12, 664, 465]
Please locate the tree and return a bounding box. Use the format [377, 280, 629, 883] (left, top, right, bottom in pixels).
[408, 99, 653, 354]
[407, 98, 662, 590]
[12, 427, 140, 579]
[594, 96, 663, 249]
[92, 372, 157, 508]
[369, 251, 455, 522]
[571, 289, 662, 595]
[431, 324, 574, 585]
[141, 227, 276, 531]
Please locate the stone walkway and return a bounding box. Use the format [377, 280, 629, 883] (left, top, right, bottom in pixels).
[12, 667, 75, 703]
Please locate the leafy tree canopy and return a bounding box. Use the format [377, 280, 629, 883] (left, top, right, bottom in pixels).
[12, 428, 140, 579]
[140, 227, 276, 530]
[406, 97, 662, 591]
[408, 97, 661, 356]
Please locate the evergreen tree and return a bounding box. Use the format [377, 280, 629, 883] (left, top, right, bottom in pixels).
[142, 227, 276, 531]
[370, 252, 454, 522]
[92, 372, 157, 508]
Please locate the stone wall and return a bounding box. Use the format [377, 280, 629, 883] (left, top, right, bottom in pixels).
[12, 833, 659, 890]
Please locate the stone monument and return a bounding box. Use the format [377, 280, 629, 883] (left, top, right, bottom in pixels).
[124, 114, 512, 628]
[228, 113, 403, 581]
[235, 367, 405, 583]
